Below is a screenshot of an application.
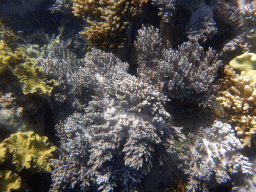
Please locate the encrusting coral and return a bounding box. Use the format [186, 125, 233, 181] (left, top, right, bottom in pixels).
[0, 131, 56, 192]
[0, 131, 56, 172]
[0, 170, 21, 192]
[217, 65, 256, 147]
[0, 38, 55, 95]
[72, 0, 149, 50]
[229, 52, 256, 83]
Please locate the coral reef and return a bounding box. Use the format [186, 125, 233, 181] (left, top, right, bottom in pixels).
[36, 41, 84, 106]
[217, 65, 256, 147]
[0, 38, 55, 95]
[0, 131, 56, 192]
[179, 120, 254, 191]
[134, 25, 222, 107]
[50, 49, 185, 191]
[0, 131, 56, 172]
[14, 61, 55, 95]
[229, 52, 256, 83]
[72, 0, 149, 50]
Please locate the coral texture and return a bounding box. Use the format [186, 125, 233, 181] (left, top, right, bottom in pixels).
[0, 170, 21, 192]
[35, 41, 83, 104]
[72, 0, 148, 50]
[50, 49, 185, 191]
[179, 120, 254, 191]
[0, 39, 55, 95]
[0, 131, 56, 172]
[229, 52, 256, 83]
[217, 65, 256, 147]
[135, 25, 222, 107]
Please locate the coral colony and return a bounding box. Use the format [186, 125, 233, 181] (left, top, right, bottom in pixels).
[1, 0, 256, 192]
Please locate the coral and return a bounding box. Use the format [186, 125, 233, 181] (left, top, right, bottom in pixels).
[229, 52, 256, 83]
[0, 40, 26, 74]
[14, 61, 55, 95]
[179, 120, 254, 191]
[0, 92, 28, 140]
[72, 0, 149, 50]
[220, 1, 256, 55]
[0, 170, 22, 192]
[134, 25, 222, 107]
[49, 0, 73, 14]
[0, 39, 55, 95]
[50, 49, 185, 192]
[36, 41, 83, 105]
[0, 131, 56, 172]
[217, 65, 256, 147]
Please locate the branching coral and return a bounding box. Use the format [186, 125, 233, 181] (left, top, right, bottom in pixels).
[217, 65, 256, 147]
[50, 49, 185, 192]
[72, 0, 149, 50]
[35, 41, 84, 105]
[179, 120, 254, 191]
[134, 25, 222, 107]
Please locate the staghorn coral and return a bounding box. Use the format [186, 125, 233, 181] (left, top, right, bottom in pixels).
[50, 49, 185, 192]
[179, 120, 254, 191]
[217, 65, 256, 147]
[134, 25, 222, 107]
[72, 0, 149, 50]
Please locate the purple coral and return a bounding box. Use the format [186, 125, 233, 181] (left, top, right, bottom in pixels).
[179, 120, 254, 191]
[50, 49, 185, 192]
[135, 25, 222, 107]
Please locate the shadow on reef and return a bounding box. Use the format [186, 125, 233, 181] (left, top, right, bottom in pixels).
[18, 93, 58, 146]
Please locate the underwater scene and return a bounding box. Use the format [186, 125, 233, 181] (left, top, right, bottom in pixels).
[1, 0, 256, 191]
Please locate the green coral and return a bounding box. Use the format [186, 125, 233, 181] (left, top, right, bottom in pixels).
[229, 52, 256, 83]
[1, 131, 56, 172]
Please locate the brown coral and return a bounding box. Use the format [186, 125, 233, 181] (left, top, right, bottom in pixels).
[72, 0, 149, 50]
[217, 65, 256, 147]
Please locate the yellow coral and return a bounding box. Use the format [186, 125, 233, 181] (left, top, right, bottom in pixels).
[0, 39, 55, 95]
[0, 170, 21, 192]
[14, 61, 55, 95]
[72, 0, 149, 50]
[229, 52, 256, 83]
[1, 131, 56, 172]
[217, 65, 256, 147]
[0, 40, 26, 74]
